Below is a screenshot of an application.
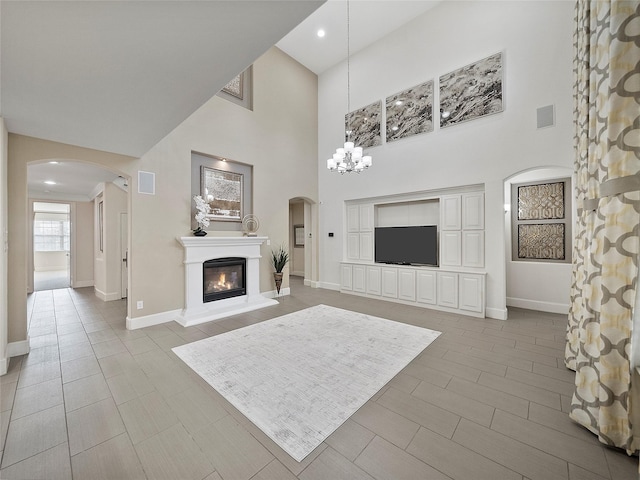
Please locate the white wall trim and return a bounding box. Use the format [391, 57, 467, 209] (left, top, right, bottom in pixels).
[94, 288, 121, 302]
[0, 357, 7, 375]
[486, 307, 508, 320]
[319, 282, 341, 291]
[507, 297, 569, 315]
[126, 308, 182, 330]
[73, 280, 94, 288]
[304, 279, 320, 288]
[263, 287, 291, 299]
[7, 338, 30, 357]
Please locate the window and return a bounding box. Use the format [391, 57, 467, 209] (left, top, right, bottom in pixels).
[511, 178, 571, 263]
[34, 213, 70, 252]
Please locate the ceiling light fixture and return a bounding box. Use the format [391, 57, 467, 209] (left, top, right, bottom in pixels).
[317, 29, 325, 38]
[44, 180, 56, 185]
[326, 0, 371, 175]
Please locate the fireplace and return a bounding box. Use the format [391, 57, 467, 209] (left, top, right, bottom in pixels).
[203, 257, 246, 303]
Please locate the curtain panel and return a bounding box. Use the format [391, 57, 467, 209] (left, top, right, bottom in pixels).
[566, 0, 640, 454]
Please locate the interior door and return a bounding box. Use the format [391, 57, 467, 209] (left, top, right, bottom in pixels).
[120, 212, 128, 299]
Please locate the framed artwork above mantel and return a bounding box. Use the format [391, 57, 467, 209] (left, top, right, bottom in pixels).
[200, 166, 243, 222]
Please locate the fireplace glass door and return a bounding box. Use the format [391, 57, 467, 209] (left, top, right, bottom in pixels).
[203, 257, 246, 302]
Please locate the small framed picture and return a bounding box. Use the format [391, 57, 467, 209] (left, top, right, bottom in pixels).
[294, 225, 305, 247]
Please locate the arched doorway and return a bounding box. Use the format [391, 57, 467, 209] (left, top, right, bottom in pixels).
[503, 166, 574, 314]
[288, 197, 318, 290]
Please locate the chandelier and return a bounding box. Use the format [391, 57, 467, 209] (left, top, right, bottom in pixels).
[326, 0, 372, 174]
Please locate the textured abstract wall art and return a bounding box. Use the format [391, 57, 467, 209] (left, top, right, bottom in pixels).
[518, 182, 565, 220]
[439, 52, 503, 128]
[222, 73, 243, 99]
[345, 100, 382, 148]
[518, 224, 565, 260]
[201, 166, 243, 222]
[386, 81, 434, 142]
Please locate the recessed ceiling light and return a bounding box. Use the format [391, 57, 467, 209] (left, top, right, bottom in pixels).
[44, 180, 56, 185]
[317, 29, 326, 38]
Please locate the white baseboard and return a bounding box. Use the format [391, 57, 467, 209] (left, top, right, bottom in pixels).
[7, 337, 30, 357]
[263, 287, 291, 299]
[126, 309, 182, 330]
[95, 288, 122, 302]
[0, 356, 7, 376]
[304, 279, 320, 288]
[73, 280, 94, 288]
[318, 282, 340, 291]
[507, 297, 569, 315]
[486, 307, 508, 320]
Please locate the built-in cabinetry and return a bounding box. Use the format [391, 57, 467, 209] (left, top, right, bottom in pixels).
[340, 263, 485, 317]
[342, 186, 486, 318]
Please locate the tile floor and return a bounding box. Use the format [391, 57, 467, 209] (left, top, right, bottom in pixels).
[0, 277, 637, 479]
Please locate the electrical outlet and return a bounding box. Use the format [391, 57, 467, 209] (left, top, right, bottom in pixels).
[136, 301, 143, 310]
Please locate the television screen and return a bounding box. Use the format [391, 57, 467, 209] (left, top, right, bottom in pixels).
[375, 225, 438, 266]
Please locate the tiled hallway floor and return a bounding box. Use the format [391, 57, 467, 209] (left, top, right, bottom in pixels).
[0, 278, 637, 479]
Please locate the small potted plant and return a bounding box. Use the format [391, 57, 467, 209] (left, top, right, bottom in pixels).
[193, 195, 211, 236]
[271, 244, 289, 294]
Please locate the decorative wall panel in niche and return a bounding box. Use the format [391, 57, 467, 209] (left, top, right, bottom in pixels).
[345, 101, 382, 148]
[439, 52, 503, 127]
[518, 224, 565, 260]
[386, 81, 433, 142]
[518, 182, 565, 220]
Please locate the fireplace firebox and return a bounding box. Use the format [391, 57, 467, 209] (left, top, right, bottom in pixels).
[203, 257, 246, 303]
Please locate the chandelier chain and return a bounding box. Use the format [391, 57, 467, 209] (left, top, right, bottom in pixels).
[346, 0, 351, 138]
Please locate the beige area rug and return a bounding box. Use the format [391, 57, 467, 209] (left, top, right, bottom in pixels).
[173, 304, 441, 462]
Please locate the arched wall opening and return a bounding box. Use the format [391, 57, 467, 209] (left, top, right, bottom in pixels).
[503, 166, 574, 314]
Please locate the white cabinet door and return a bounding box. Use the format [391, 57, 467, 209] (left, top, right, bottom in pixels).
[347, 205, 360, 232]
[353, 265, 366, 293]
[441, 195, 462, 230]
[359, 232, 373, 261]
[381, 267, 398, 299]
[440, 231, 462, 267]
[416, 270, 437, 305]
[459, 273, 484, 313]
[462, 192, 484, 230]
[340, 264, 353, 291]
[462, 231, 485, 268]
[359, 204, 374, 232]
[437, 271, 458, 308]
[347, 233, 360, 260]
[366, 266, 381, 296]
[398, 269, 416, 302]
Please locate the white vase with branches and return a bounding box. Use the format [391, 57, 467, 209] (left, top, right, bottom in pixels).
[193, 195, 211, 236]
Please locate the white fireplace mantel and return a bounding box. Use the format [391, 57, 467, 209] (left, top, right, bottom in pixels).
[176, 236, 277, 327]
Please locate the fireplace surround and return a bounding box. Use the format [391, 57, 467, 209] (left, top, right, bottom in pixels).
[177, 236, 277, 327]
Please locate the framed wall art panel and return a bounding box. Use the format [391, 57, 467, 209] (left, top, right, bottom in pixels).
[386, 80, 434, 142]
[439, 52, 503, 128]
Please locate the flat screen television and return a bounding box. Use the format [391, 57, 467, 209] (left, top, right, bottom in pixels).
[375, 225, 438, 266]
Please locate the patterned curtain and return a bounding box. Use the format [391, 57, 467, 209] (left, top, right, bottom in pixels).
[565, 0, 640, 454]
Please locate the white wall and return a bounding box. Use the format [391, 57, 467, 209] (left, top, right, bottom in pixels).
[317, 0, 574, 319]
[73, 201, 94, 287]
[94, 183, 127, 301]
[0, 118, 8, 374]
[34, 251, 67, 271]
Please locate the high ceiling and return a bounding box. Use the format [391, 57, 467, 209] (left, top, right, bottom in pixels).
[277, 0, 442, 75]
[3, 0, 444, 201]
[1, 0, 324, 158]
